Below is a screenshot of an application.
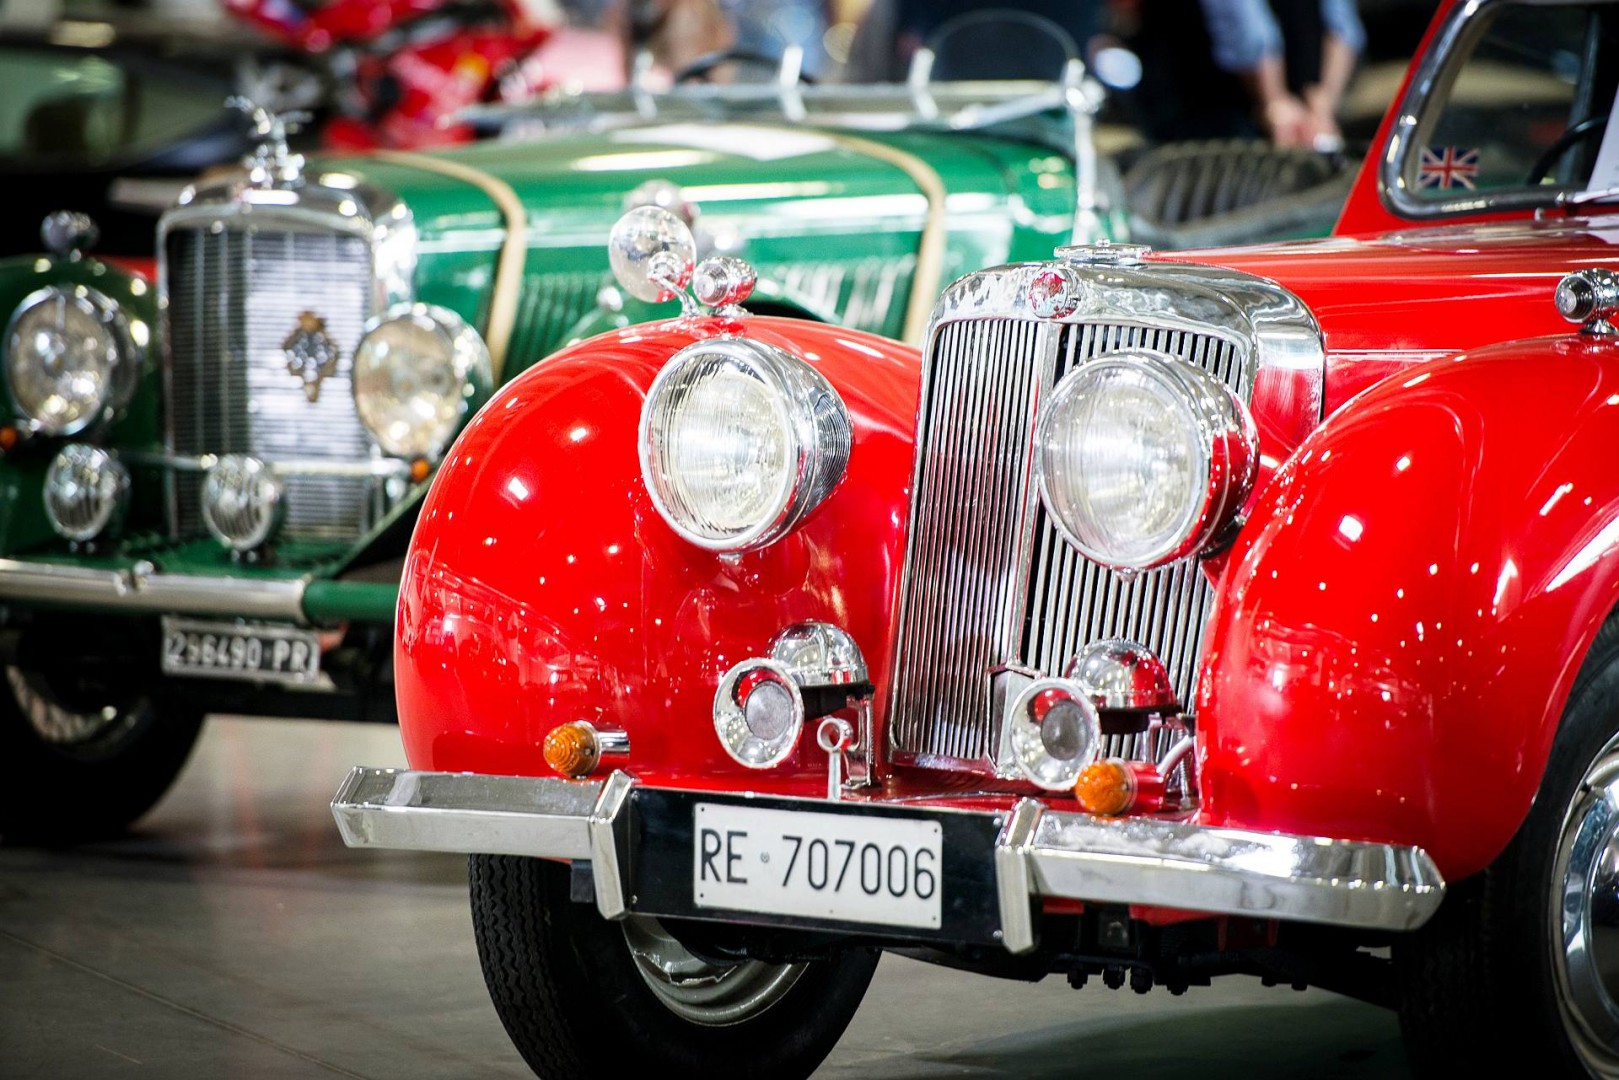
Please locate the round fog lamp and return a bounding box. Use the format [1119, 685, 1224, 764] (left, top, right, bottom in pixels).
[44, 444, 129, 542]
[1035, 351, 1257, 571]
[1007, 678, 1101, 790]
[640, 338, 851, 552]
[714, 659, 805, 768]
[202, 455, 285, 552]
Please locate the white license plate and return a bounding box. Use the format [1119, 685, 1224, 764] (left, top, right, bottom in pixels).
[692, 802, 943, 930]
[161, 618, 321, 685]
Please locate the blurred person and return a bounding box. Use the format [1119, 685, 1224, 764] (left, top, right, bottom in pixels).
[621, 0, 735, 84]
[719, 0, 831, 78]
[1133, 0, 1365, 148]
[844, 0, 1105, 83]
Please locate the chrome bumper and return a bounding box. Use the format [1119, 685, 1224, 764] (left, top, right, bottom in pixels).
[0, 558, 307, 621]
[332, 767, 1446, 952]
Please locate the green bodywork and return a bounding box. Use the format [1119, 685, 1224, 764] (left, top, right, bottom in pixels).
[0, 112, 1104, 718]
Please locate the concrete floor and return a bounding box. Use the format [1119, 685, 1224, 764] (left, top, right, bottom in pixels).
[0, 717, 1412, 1079]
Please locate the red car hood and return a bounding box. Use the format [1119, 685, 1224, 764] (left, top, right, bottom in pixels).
[1169, 215, 1619, 353]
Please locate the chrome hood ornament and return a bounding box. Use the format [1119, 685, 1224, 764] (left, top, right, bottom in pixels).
[228, 96, 309, 187]
[283, 311, 340, 402]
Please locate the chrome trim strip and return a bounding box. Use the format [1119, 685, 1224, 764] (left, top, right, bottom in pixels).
[1026, 810, 1446, 932]
[331, 767, 599, 857]
[124, 451, 413, 479]
[0, 558, 307, 620]
[329, 768, 1446, 936]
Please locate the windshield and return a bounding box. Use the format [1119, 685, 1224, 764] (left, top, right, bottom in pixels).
[1398, 1, 1619, 207]
[0, 46, 232, 168]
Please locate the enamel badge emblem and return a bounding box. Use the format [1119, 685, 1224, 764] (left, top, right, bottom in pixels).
[282, 311, 339, 402]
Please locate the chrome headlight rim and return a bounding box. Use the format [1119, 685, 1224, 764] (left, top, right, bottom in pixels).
[4, 284, 143, 437]
[1006, 677, 1102, 791]
[351, 302, 492, 462]
[1034, 349, 1258, 572]
[638, 337, 852, 553]
[714, 658, 806, 769]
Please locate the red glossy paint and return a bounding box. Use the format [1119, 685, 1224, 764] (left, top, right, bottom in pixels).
[1163, 216, 1619, 413]
[1198, 333, 1619, 879]
[397, 316, 923, 792]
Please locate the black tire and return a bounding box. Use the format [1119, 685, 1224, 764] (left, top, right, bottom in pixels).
[0, 665, 204, 843]
[1396, 612, 1619, 1076]
[469, 854, 880, 1080]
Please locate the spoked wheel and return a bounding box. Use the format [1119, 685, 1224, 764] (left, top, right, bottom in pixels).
[618, 914, 809, 1025]
[469, 854, 878, 1080]
[0, 663, 203, 843]
[1397, 613, 1619, 1075]
[1550, 734, 1619, 1076]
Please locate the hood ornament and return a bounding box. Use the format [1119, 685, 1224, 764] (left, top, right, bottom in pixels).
[283, 311, 340, 402]
[228, 97, 309, 187]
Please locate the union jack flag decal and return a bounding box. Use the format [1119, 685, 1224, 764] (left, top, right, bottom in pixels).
[1418, 146, 1480, 190]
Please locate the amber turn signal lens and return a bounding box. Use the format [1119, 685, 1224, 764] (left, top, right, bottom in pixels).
[0, 426, 19, 452]
[1075, 760, 1137, 816]
[410, 457, 431, 483]
[543, 721, 601, 779]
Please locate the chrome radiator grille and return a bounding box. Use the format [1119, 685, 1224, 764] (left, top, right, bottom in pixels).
[165, 226, 380, 540]
[887, 318, 1248, 767]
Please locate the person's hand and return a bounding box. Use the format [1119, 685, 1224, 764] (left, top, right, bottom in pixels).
[1261, 94, 1313, 147]
[1303, 86, 1345, 153]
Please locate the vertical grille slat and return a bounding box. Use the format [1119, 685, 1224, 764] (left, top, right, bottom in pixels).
[889, 316, 1252, 767]
[165, 225, 380, 541]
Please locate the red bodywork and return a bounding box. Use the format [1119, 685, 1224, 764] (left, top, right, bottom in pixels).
[397, 0, 1619, 887]
[399, 319, 921, 791]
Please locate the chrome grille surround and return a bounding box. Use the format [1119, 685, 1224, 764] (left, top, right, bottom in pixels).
[887, 259, 1323, 774]
[156, 172, 416, 542]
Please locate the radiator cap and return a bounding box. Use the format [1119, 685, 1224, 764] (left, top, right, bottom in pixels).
[1056, 240, 1151, 267]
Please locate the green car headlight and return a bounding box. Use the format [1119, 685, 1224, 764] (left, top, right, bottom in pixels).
[5, 285, 141, 436]
[352, 303, 490, 461]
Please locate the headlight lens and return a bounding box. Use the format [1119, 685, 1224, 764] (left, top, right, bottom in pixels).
[639, 338, 851, 551]
[5, 285, 138, 436]
[1034, 350, 1257, 571]
[352, 303, 489, 460]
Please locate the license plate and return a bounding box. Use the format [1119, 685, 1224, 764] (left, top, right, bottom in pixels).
[692, 802, 943, 930]
[161, 618, 321, 685]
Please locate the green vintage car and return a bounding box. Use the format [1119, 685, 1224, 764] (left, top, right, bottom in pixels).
[0, 64, 1140, 840]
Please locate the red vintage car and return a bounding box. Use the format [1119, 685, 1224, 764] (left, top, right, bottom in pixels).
[334, 0, 1619, 1074]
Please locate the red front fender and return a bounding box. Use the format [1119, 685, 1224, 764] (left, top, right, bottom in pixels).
[1198, 334, 1619, 879]
[397, 316, 920, 788]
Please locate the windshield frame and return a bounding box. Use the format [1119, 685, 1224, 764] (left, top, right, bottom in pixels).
[1382, 0, 1612, 219]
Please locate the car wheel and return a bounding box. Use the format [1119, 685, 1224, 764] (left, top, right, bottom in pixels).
[468, 853, 880, 1080]
[0, 665, 204, 843]
[1396, 613, 1619, 1076]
